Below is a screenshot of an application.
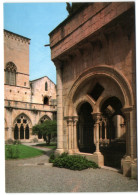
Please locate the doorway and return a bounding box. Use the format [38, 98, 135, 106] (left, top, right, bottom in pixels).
[77, 102, 95, 153]
[100, 96, 126, 169]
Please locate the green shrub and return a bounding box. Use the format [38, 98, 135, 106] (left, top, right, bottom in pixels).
[50, 153, 99, 170]
[13, 140, 21, 145]
[6, 145, 19, 159]
[5, 139, 14, 145]
[49, 152, 55, 163]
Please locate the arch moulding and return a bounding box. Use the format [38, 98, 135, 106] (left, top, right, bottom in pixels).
[13, 112, 32, 127]
[64, 65, 134, 117]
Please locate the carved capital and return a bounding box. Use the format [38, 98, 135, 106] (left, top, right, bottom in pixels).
[72, 116, 78, 125]
[92, 112, 102, 124]
[65, 116, 73, 126]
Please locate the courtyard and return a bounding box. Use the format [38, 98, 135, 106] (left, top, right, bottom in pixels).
[5, 144, 138, 193]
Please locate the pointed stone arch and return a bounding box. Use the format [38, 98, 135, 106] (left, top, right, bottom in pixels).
[13, 113, 32, 127]
[62, 65, 134, 168]
[13, 113, 32, 140]
[64, 65, 133, 117]
[38, 114, 51, 124]
[5, 61, 17, 85]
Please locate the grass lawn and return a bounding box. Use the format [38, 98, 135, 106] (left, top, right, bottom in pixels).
[35, 142, 57, 150]
[5, 144, 45, 160]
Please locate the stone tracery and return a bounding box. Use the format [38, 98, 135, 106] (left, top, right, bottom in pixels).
[13, 114, 32, 140]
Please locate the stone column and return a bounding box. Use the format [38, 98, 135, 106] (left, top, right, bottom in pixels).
[73, 116, 79, 153]
[123, 109, 131, 156]
[7, 108, 13, 139]
[99, 122, 102, 141]
[104, 118, 107, 140]
[29, 127, 32, 140]
[55, 61, 64, 154]
[92, 112, 104, 167]
[121, 107, 133, 177]
[92, 113, 101, 153]
[67, 117, 73, 153]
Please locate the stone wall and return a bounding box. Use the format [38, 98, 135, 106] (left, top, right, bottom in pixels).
[4, 30, 30, 88]
[49, 2, 136, 178]
[4, 30, 57, 142]
[30, 76, 56, 104]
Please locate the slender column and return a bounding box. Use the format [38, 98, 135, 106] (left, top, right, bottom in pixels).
[55, 61, 64, 153]
[99, 122, 102, 141]
[29, 127, 32, 140]
[67, 117, 73, 153]
[104, 119, 107, 140]
[73, 116, 79, 152]
[92, 113, 101, 153]
[124, 111, 131, 156]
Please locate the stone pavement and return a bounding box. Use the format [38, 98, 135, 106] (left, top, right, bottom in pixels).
[5, 143, 138, 192]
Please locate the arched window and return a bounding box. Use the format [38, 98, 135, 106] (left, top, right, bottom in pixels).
[20, 124, 24, 139]
[14, 124, 19, 140]
[5, 62, 17, 85]
[44, 96, 49, 105]
[14, 114, 31, 140]
[25, 124, 29, 139]
[38, 115, 51, 140]
[45, 82, 48, 91]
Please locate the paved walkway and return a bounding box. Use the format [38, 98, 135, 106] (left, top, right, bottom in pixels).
[5, 143, 138, 192]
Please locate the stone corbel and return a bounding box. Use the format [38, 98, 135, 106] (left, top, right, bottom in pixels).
[53, 59, 63, 70]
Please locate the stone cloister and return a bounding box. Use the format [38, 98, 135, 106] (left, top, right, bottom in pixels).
[49, 2, 137, 178]
[55, 64, 134, 168]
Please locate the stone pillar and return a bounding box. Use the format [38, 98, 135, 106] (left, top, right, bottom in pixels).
[92, 112, 104, 167]
[123, 109, 131, 156]
[99, 122, 102, 141]
[55, 61, 64, 154]
[67, 117, 73, 154]
[7, 108, 13, 139]
[73, 116, 79, 153]
[29, 127, 32, 140]
[104, 118, 107, 140]
[121, 107, 132, 177]
[92, 113, 101, 153]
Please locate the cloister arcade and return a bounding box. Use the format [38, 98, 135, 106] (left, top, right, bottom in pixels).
[8, 113, 52, 142]
[60, 65, 134, 169]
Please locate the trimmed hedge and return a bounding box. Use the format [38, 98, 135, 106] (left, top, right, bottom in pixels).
[49, 152, 99, 170]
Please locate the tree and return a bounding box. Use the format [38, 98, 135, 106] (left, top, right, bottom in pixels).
[32, 120, 57, 145]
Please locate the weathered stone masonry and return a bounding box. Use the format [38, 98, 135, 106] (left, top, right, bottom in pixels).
[49, 2, 137, 179]
[4, 30, 57, 142]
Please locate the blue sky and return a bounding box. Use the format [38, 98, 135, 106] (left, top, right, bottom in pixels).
[4, 3, 68, 84]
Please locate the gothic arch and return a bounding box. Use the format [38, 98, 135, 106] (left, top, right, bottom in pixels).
[38, 115, 51, 124]
[64, 65, 133, 117]
[13, 113, 32, 140]
[74, 95, 95, 115]
[5, 61, 17, 72]
[13, 113, 32, 127]
[5, 61, 17, 85]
